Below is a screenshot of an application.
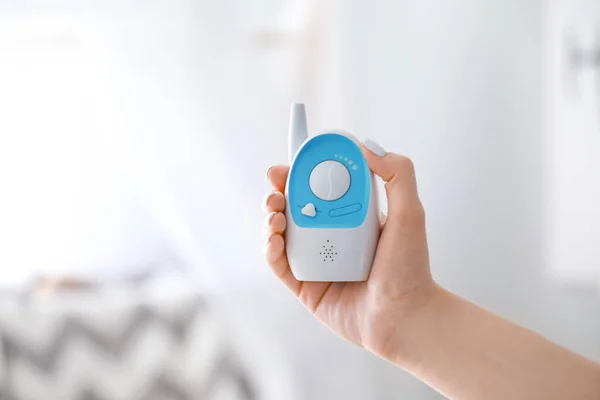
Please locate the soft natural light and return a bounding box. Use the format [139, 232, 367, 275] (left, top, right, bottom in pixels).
[0, 19, 82, 280]
[0, 15, 154, 285]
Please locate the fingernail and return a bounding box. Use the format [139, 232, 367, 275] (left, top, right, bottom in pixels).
[266, 165, 274, 179]
[265, 232, 275, 245]
[262, 191, 277, 212]
[264, 212, 277, 229]
[363, 138, 386, 157]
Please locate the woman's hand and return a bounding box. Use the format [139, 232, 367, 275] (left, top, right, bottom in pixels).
[263, 140, 600, 400]
[262, 140, 438, 360]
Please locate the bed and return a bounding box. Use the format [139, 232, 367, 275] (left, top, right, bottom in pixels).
[0, 281, 261, 400]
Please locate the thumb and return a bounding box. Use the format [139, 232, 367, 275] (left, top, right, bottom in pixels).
[361, 138, 422, 216]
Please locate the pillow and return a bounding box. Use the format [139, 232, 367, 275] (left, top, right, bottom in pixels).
[0, 287, 257, 400]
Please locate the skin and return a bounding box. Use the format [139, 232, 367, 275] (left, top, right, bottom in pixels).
[262, 144, 600, 400]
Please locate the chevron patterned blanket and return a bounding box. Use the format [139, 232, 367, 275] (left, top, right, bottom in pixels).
[0, 289, 257, 400]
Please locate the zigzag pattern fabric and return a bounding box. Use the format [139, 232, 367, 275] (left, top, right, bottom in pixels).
[0, 292, 256, 400]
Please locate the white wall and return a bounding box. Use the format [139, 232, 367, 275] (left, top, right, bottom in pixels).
[340, 1, 600, 398]
[347, 0, 546, 301]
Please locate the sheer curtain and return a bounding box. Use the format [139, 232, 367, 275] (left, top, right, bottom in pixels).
[94, 0, 346, 291]
[0, 0, 343, 290]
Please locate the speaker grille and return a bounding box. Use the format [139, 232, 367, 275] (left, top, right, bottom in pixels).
[319, 239, 338, 262]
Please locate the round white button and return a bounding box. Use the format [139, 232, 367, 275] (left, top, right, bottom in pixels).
[309, 160, 350, 201]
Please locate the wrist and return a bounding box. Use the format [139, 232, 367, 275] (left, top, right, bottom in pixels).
[379, 283, 454, 368]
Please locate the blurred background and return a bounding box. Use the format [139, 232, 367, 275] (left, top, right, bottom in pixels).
[0, 0, 599, 399]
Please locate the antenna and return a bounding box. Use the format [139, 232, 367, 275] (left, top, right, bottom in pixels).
[289, 103, 308, 163]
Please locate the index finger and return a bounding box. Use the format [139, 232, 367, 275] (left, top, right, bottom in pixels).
[266, 165, 290, 192]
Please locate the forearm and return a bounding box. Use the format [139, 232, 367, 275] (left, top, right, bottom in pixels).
[393, 286, 600, 400]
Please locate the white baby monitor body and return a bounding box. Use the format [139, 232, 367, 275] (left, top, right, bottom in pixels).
[284, 104, 381, 282]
